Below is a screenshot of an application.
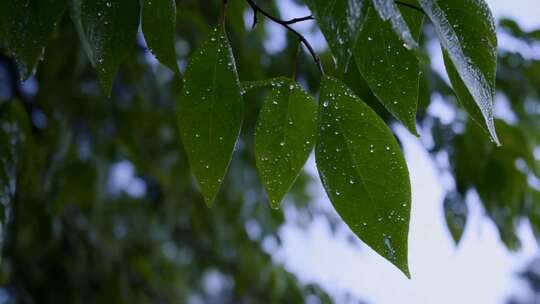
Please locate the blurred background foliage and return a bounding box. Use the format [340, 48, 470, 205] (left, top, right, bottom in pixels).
[0, 0, 540, 303]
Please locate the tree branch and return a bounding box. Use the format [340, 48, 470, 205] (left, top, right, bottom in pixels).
[246, 0, 323, 74]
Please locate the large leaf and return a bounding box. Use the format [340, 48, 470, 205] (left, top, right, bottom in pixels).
[4, 0, 68, 79]
[419, 0, 499, 145]
[254, 77, 317, 209]
[354, 2, 423, 134]
[177, 27, 244, 207]
[371, 0, 419, 50]
[73, 0, 140, 95]
[142, 0, 179, 73]
[315, 76, 411, 277]
[305, 0, 367, 71]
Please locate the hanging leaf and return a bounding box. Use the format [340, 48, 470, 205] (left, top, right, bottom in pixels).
[316, 76, 412, 277]
[141, 0, 179, 73]
[255, 77, 317, 209]
[354, 2, 423, 135]
[177, 27, 244, 207]
[443, 192, 468, 245]
[419, 0, 499, 145]
[305, 0, 367, 71]
[72, 0, 140, 95]
[4, 0, 68, 79]
[371, 0, 419, 50]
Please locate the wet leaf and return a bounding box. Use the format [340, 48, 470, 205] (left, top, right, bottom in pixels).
[4, 0, 68, 79]
[177, 27, 244, 207]
[315, 76, 411, 277]
[305, 0, 367, 71]
[255, 77, 317, 209]
[73, 0, 140, 95]
[419, 0, 499, 145]
[141, 0, 178, 73]
[354, 2, 423, 134]
[371, 0, 419, 50]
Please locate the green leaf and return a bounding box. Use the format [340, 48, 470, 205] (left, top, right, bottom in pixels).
[141, 0, 179, 73]
[4, 0, 68, 79]
[315, 76, 411, 277]
[254, 77, 317, 209]
[371, 0, 419, 50]
[443, 193, 468, 245]
[177, 27, 244, 207]
[305, 0, 367, 71]
[73, 0, 140, 95]
[419, 0, 500, 145]
[354, 2, 423, 135]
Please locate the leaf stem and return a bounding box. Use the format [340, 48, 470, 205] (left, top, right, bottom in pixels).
[291, 40, 302, 80]
[246, 0, 324, 75]
[220, 0, 228, 27]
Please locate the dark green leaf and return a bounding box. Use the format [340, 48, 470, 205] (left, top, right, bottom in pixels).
[315, 76, 411, 277]
[419, 0, 499, 145]
[371, 0, 419, 50]
[177, 27, 244, 207]
[142, 0, 179, 73]
[354, 2, 423, 134]
[4, 0, 68, 79]
[255, 77, 317, 209]
[73, 0, 140, 95]
[305, 0, 367, 71]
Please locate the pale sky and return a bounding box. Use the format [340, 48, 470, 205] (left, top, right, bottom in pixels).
[271, 1, 540, 303]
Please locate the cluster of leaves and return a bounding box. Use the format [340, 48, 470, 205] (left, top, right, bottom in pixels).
[0, 0, 511, 279]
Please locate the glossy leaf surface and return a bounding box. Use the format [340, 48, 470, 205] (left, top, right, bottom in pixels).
[419, 0, 499, 144]
[354, 2, 423, 134]
[142, 0, 178, 72]
[255, 78, 317, 209]
[305, 0, 367, 71]
[177, 27, 244, 207]
[315, 76, 411, 277]
[4, 0, 67, 79]
[371, 0, 419, 50]
[74, 0, 140, 95]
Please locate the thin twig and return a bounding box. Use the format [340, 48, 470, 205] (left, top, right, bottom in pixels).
[283, 15, 314, 25]
[395, 1, 425, 15]
[246, 0, 324, 74]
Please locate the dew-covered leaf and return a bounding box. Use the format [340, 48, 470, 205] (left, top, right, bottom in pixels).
[142, 0, 178, 73]
[4, 0, 68, 79]
[419, 0, 499, 145]
[73, 0, 140, 95]
[315, 76, 411, 277]
[255, 77, 317, 209]
[177, 27, 244, 207]
[305, 0, 367, 71]
[371, 0, 419, 50]
[354, 2, 423, 134]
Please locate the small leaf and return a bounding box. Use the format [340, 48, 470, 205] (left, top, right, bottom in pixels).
[443, 192, 468, 245]
[177, 27, 244, 207]
[316, 76, 412, 277]
[354, 2, 423, 134]
[305, 0, 367, 71]
[142, 0, 179, 73]
[255, 77, 317, 209]
[371, 0, 419, 50]
[419, 0, 499, 145]
[4, 0, 68, 79]
[73, 0, 140, 95]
